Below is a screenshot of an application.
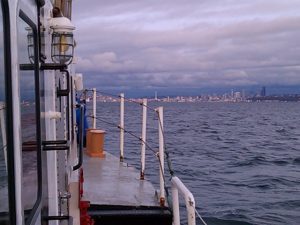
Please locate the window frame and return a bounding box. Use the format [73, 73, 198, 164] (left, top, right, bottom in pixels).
[1, 0, 16, 224]
[18, 9, 43, 225]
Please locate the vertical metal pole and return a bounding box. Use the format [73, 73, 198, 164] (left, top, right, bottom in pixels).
[0, 103, 7, 170]
[92, 88, 96, 129]
[172, 184, 180, 225]
[120, 93, 125, 162]
[157, 106, 165, 206]
[140, 98, 147, 180]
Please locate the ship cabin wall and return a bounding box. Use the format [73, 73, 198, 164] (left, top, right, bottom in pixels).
[1, 0, 80, 224]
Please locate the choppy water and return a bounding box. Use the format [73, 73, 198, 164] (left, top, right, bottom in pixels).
[91, 101, 300, 225]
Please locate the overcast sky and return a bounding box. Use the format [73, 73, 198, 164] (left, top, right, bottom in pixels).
[72, 0, 300, 95]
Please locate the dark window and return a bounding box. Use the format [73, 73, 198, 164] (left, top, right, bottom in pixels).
[0, 1, 9, 223]
[17, 17, 38, 221]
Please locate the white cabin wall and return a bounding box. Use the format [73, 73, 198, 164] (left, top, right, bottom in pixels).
[41, 1, 60, 224]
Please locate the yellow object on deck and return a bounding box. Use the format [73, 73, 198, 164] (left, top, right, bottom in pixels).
[86, 129, 106, 158]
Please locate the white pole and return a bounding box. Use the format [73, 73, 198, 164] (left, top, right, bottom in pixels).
[171, 184, 180, 225]
[140, 98, 147, 180]
[92, 88, 96, 129]
[156, 106, 165, 206]
[120, 93, 125, 162]
[0, 102, 7, 170]
[171, 177, 196, 225]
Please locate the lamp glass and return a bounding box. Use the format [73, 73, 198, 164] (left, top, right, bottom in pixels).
[27, 29, 34, 64]
[51, 32, 74, 65]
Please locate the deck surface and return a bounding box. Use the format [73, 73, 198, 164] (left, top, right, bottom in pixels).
[82, 152, 159, 207]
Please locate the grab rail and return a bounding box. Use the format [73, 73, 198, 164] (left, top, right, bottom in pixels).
[73, 104, 84, 171]
[171, 176, 196, 225]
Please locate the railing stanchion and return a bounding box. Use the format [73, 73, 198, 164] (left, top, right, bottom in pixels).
[140, 98, 147, 180]
[156, 106, 165, 206]
[171, 176, 196, 225]
[120, 93, 125, 162]
[92, 88, 96, 129]
[172, 184, 180, 225]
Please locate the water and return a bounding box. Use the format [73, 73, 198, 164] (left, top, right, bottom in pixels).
[91, 101, 300, 225]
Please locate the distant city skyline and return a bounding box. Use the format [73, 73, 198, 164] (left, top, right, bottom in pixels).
[85, 85, 300, 98]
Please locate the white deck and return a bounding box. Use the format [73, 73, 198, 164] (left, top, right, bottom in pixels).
[82, 152, 159, 207]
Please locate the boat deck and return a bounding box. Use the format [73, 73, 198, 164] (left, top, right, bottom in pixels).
[82, 152, 172, 225]
[82, 152, 158, 207]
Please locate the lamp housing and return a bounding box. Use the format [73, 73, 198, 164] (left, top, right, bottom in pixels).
[50, 16, 75, 65]
[26, 27, 34, 64]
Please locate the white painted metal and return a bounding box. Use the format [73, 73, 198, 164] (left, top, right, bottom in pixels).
[0, 102, 7, 170]
[120, 93, 125, 161]
[171, 176, 196, 225]
[140, 98, 147, 179]
[41, 2, 60, 223]
[49, 16, 75, 32]
[156, 106, 165, 204]
[171, 184, 180, 225]
[92, 88, 97, 129]
[74, 73, 83, 90]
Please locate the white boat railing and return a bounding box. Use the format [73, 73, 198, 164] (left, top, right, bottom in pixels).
[87, 90, 198, 224]
[140, 98, 147, 180]
[156, 106, 166, 206]
[92, 88, 97, 129]
[171, 176, 196, 225]
[119, 93, 125, 162]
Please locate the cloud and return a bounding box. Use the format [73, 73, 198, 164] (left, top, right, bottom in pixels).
[72, 0, 300, 91]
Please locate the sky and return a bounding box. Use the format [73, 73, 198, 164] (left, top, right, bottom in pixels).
[72, 0, 300, 96]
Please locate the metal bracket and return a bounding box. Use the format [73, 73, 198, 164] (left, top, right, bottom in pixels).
[43, 215, 73, 225]
[42, 140, 69, 151]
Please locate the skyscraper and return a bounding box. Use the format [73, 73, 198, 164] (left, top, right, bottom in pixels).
[260, 86, 266, 97]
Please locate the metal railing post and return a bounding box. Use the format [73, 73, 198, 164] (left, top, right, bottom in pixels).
[156, 106, 165, 206]
[172, 184, 180, 225]
[120, 93, 125, 162]
[171, 176, 196, 225]
[140, 98, 147, 180]
[92, 88, 96, 129]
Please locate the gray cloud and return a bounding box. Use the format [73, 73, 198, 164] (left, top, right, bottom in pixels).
[72, 0, 300, 91]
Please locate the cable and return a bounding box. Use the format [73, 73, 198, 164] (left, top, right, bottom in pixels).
[86, 89, 176, 177]
[194, 206, 208, 225]
[86, 115, 167, 184]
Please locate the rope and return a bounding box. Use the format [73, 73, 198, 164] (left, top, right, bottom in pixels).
[194, 206, 208, 225]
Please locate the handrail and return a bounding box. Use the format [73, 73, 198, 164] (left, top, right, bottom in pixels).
[73, 104, 84, 171]
[86, 90, 197, 225]
[171, 176, 196, 225]
[140, 98, 147, 180]
[156, 106, 165, 206]
[119, 93, 125, 162]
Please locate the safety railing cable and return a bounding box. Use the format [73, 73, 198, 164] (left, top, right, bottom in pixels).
[86, 115, 167, 185]
[194, 206, 208, 225]
[83, 89, 210, 224]
[83, 89, 176, 178]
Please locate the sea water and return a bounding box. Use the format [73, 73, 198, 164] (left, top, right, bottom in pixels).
[92, 101, 300, 225]
[0, 101, 299, 224]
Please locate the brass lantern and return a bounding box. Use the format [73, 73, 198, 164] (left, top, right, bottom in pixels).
[50, 16, 75, 65]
